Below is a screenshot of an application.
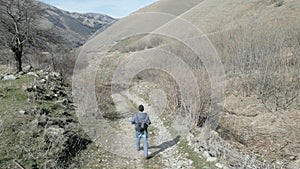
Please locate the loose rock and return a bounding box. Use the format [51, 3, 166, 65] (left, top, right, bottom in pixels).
[216, 162, 225, 168]
[27, 72, 39, 77]
[3, 74, 17, 80]
[19, 110, 26, 115]
[207, 157, 218, 162]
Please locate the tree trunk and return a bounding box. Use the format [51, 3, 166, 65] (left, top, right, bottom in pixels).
[14, 50, 23, 72]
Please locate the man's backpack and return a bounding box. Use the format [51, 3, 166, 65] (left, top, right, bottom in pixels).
[135, 122, 148, 132]
[135, 114, 148, 132]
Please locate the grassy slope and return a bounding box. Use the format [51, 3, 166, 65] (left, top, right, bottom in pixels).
[0, 72, 86, 168]
[0, 76, 35, 167]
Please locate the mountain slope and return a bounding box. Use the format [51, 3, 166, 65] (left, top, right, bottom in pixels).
[134, 0, 300, 34]
[38, 1, 117, 47]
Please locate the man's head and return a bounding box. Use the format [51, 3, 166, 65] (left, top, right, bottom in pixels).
[138, 105, 144, 112]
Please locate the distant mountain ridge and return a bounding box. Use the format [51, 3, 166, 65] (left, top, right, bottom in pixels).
[0, 0, 117, 72]
[38, 1, 117, 47]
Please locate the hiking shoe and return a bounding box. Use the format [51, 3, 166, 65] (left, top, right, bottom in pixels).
[144, 155, 152, 160]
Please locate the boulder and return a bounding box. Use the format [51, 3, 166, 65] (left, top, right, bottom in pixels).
[40, 79, 47, 83]
[3, 74, 17, 80]
[46, 126, 65, 137]
[17, 71, 25, 75]
[23, 65, 32, 71]
[203, 151, 211, 158]
[216, 163, 225, 168]
[19, 110, 26, 115]
[50, 72, 60, 78]
[207, 157, 218, 162]
[27, 72, 39, 78]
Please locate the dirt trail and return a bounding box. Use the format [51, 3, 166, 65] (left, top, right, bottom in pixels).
[107, 90, 195, 168]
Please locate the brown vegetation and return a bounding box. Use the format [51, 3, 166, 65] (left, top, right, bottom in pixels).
[94, 16, 300, 166]
[208, 19, 300, 165]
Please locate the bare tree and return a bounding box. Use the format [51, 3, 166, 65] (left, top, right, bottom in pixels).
[0, 0, 43, 72]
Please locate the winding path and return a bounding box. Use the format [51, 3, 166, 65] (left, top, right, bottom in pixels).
[108, 89, 195, 168]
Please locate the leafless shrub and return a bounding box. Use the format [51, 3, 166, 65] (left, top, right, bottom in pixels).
[210, 20, 300, 112]
[95, 83, 116, 120]
[254, 73, 300, 111]
[129, 39, 213, 128]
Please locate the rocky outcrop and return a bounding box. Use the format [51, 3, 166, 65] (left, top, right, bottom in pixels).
[188, 129, 275, 169]
[0, 68, 91, 168]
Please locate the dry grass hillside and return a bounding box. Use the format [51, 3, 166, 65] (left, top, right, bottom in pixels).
[137, 0, 299, 34]
[143, 0, 299, 167]
[80, 0, 300, 168]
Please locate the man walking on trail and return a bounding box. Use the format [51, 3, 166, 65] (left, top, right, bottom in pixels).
[131, 105, 151, 159]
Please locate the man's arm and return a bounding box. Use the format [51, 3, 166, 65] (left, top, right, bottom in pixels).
[146, 114, 151, 125]
[131, 113, 136, 124]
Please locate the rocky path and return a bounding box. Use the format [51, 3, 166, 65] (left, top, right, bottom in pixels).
[99, 89, 195, 168]
[122, 90, 195, 168]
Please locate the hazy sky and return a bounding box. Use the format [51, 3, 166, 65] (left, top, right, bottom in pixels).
[39, 0, 159, 18]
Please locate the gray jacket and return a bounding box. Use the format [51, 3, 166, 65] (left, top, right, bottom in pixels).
[131, 112, 151, 125]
